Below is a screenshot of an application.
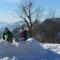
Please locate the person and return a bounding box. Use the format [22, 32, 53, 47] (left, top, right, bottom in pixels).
[3, 27, 13, 43]
[20, 30, 24, 38]
[23, 29, 28, 41]
[13, 29, 20, 42]
[19, 29, 24, 41]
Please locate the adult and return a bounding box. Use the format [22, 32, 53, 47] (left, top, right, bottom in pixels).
[3, 27, 13, 43]
[20, 29, 24, 41]
[23, 29, 28, 41]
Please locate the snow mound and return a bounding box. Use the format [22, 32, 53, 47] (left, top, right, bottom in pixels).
[0, 38, 60, 60]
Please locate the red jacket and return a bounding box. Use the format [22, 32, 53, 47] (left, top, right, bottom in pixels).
[20, 31, 24, 38]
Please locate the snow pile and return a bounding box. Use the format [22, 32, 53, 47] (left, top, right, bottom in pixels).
[0, 38, 60, 60]
[41, 44, 60, 54]
[0, 56, 17, 60]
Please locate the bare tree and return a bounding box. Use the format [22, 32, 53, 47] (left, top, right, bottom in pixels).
[16, 0, 44, 37]
[47, 9, 55, 19]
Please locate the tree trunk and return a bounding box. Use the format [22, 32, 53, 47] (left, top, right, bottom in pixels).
[29, 28, 32, 37]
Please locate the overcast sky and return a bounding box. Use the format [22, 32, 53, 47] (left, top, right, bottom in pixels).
[0, 0, 60, 23]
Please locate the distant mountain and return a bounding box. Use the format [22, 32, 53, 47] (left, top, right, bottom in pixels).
[0, 22, 9, 29]
[6, 21, 25, 30]
[0, 21, 24, 31]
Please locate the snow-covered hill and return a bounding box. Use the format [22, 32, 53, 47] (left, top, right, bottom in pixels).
[0, 38, 60, 60]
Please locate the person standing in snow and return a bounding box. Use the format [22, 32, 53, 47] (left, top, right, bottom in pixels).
[23, 29, 28, 41]
[3, 27, 13, 43]
[19, 29, 24, 41]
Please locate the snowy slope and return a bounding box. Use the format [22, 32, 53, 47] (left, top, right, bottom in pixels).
[0, 38, 60, 60]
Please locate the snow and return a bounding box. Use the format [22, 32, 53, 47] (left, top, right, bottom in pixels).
[41, 44, 60, 54]
[0, 38, 60, 60]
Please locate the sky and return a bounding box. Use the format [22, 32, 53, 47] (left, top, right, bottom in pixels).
[0, 0, 60, 23]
